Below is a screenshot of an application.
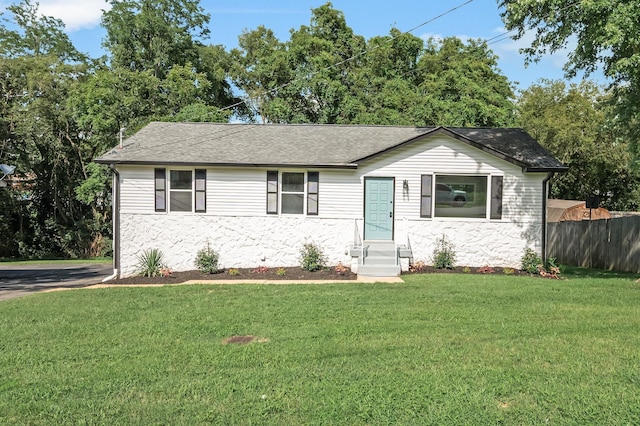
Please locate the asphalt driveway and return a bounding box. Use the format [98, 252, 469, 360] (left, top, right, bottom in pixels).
[0, 263, 113, 301]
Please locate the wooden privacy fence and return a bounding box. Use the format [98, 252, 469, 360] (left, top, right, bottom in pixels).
[547, 216, 640, 273]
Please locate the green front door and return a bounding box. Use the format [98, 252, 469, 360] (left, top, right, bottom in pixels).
[364, 177, 394, 240]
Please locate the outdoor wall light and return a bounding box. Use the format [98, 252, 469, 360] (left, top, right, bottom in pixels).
[403, 180, 409, 191]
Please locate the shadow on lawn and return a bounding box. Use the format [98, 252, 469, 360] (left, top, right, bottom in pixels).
[561, 265, 640, 280]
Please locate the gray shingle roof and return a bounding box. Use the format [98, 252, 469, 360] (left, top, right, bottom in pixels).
[95, 122, 567, 172]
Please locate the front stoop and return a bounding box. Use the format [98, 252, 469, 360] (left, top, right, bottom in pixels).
[358, 241, 401, 277]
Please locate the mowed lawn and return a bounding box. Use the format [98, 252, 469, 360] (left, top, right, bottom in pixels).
[1, 272, 639, 424]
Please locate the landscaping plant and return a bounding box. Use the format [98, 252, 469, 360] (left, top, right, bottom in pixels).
[521, 247, 542, 274]
[194, 243, 219, 274]
[432, 234, 456, 269]
[135, 248, 166, 277]
[300, 242, 327, 272]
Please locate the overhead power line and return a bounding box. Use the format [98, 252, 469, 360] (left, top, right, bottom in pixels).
[217, 0, 476, 114]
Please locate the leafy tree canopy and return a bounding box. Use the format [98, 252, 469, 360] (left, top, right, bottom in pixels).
[231, 2, 515, 126]
[102, 0, 210, 79]
[500, 0, 640, 155]
[517, 79, 640, 210]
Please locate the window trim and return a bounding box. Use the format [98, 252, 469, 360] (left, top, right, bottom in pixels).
[169, 169, 193, 213]
[281, 171, 305, 215]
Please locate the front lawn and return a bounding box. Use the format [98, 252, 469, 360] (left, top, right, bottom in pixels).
[1, 273, 639, 424]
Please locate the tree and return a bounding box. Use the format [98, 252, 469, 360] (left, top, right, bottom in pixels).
[412, 37, 515, 127]
[230, 25, 292, 122]
[102, 0, 210, 79]
[100, 0, 236, 117]
[499, 0, 640, 153]
[516, 80, 640, 210]
[0, 0, 83, 60]
[231, 3, 515, 126]
[0, 0, 109, 258]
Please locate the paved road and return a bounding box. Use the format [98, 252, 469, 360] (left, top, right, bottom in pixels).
[0, 263, 113, 301]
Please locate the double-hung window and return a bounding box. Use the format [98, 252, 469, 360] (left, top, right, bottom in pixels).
[154, 168, 206, 213]
[420, 174, 502, 219]
[267, 171, 319, 215]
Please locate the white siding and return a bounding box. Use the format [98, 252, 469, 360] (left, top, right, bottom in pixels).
[119, 165, 155, 214]
[115, 133, 548, 275]
[317, 170, 361, 218]
[209, 168, 266, 216]
[356, 134, 541, 222]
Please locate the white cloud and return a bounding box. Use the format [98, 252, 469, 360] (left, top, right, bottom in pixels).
[491, 26, 575, 69]
[37, 0, 111, 32]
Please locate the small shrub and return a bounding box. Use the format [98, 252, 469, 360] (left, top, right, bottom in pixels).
[432, 235, 456, 269]
[478, 265, 494, 274]
[521, 247, 542, 274]
[159, 267, 172, 277]
[136, 248, 166, 277]
[539, 257, 561, 279]
[503, 267, 515, 275]
[300, 242, 327, 272]
[228, 268, 240, 276]
[252, 266, 269, 274]
[195, 242, 219, 274]
[462, 266, 471, 273]
[409, 260, 426, 272]
[276, 267, 286, 276]
[335, 262, 349, 275]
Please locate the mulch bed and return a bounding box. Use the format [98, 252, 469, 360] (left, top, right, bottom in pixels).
[110, 266, 357, 284]
[403, 266, 531, 276]
[109, 265, 533, 285]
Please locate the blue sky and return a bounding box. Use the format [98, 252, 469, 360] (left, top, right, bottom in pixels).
[1, 0, 606, 91]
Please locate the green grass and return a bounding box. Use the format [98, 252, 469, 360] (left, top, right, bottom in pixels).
[1, 273, 639, 424]
[0, 257, 112, 265]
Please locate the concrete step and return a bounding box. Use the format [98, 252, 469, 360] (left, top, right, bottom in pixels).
[363, 255, 397, 265]
[358, 264, 401, 277]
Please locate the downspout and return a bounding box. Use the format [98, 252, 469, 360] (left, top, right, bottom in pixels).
[106, 164, 121, 280]
[541, 172, 555, 265]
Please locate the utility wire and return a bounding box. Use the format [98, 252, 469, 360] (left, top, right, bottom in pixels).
[217, 0, 476, 114]
[115, 0, 478, 153]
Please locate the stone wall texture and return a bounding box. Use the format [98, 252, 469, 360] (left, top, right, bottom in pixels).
[119, 214, 538, 276]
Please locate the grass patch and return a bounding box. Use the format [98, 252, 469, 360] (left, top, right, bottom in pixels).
[0, 257, 112, 266]
[1, 274, 639, 424]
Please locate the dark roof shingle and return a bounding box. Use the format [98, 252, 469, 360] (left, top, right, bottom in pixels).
[95, 122, 567, 172]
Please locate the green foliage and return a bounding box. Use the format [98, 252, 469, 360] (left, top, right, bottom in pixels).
[431, 235, 456, 269]
[230, 4, 514, 126]
[517, 79, 640, 210]
[521, 247, 542, 274]
[194, 243, 219, 274]
[136, 248, 166, 277]
[276, 267, 286, 276]
[300, 242, 327, 272]
[500, 0, 640, 161]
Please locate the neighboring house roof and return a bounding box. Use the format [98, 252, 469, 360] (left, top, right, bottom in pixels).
[95, 122, 568, 172]
[547, 199, 611, 222]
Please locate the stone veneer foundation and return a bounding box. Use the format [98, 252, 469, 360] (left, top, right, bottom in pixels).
[119, 214, 539, 277]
